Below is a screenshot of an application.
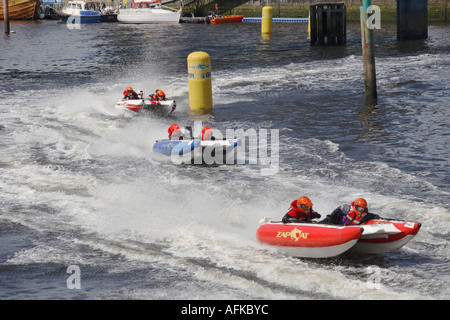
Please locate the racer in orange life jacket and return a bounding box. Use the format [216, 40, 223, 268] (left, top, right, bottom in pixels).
[320, 198, 380, 225]
[150, 89, 166, 102]
[282, 196, 321, 223]
[123, 86, 139, 100]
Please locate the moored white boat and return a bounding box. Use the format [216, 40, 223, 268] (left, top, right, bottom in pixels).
[256, 217, 363, 258]
[117, 0, 180, 24]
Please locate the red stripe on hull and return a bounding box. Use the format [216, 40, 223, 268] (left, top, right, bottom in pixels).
[116, 101, 143, 113]
[256, 223, 362, 248]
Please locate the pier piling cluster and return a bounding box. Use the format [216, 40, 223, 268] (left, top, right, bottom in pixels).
[309, 3, 346, 46]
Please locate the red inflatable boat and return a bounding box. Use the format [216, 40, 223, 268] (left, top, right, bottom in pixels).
[256, 217, 421, 258]
[353, 220, 422, 254]
[256, 218, 363, 258]
[115, 99, 144, 117]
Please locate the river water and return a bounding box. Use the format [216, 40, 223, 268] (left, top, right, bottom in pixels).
[0, 19, 449, 302]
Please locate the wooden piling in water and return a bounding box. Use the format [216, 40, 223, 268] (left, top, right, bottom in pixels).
[309, 3, 346, 46]
[3, 0, 10, 34]
[397, 0, 428, 40]
[360, 0, 377, 105]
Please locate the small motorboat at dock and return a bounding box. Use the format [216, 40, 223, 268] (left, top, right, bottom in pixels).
[60, 0, 102, 23]
[205, 14, 244, 24]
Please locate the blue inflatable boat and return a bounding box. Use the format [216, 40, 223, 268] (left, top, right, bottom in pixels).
[152, 138, 240, 164]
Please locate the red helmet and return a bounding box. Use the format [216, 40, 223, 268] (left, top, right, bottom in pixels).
[155, 89, 165, 99]
[297, 196, 313, 214]
[126, 86, 133, 93]
[353, 198, 368, 213]
[168, 123, 180, 136]
[201, 126, 213, 140]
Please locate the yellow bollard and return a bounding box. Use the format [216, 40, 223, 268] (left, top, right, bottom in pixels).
[187, 51, 213, 111]
[308, 12, 311, 35]
[261, 6, 273, 35]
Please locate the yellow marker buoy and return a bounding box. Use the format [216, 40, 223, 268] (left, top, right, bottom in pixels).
[187, 51, 213, 111]
[261, 6, 273, 35]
